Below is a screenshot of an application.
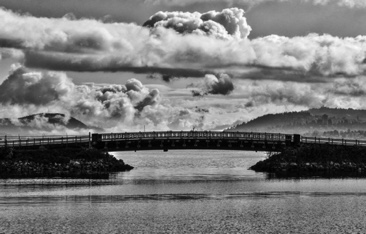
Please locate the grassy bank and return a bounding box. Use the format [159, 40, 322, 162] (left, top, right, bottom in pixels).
[250, 144, 366, 178]
[0, 147, 133, 179]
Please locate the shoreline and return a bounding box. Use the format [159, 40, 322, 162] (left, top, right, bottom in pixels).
[250, 144, 366, 178]
[0, 147, 133, 179]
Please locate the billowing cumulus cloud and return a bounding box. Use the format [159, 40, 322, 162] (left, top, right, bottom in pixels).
[0, 66, 164, 129]
[0, 7, 254, 77]
[2, 65, 366, 133]
[143, 8, 251, 40]
[0, 65, 74, 105]
[0, 65, 213, 133]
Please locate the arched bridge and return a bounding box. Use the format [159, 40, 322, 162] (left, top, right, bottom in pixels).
[1, 131, 366, 152]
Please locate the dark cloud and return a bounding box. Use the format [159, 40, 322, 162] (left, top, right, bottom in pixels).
[23, 50, 210, 78]
[0, 38, 24, 49]
[191, 90, 203, 97]
[206, 74, 234, 95]
[0, 0, 157, 24]
[189, 74, 234, 96]
[135, 89, 160, 111]
[147, 73, 176, 82]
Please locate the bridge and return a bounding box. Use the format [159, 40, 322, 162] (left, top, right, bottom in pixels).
[1, 131, 366, 152]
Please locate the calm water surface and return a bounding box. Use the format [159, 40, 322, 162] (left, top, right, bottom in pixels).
[1, 150, 366, 233]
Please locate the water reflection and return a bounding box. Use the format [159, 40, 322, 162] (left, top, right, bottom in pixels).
[2, 150, 366, 233]
[4, 191, 366, 206]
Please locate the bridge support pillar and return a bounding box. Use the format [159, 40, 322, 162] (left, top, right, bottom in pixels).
[293, 134, 301, 146]
[88, 132, 91, 149]
[92, 134, 101, 146]
[285, 135, 292, 146]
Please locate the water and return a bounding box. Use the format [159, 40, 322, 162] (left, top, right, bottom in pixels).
[1, 150, 366, 233]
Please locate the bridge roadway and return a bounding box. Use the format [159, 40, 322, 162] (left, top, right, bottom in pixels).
[1, 131, 366, 152]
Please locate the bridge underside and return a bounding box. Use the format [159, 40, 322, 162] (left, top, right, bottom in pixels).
[93, 139, 289, 152]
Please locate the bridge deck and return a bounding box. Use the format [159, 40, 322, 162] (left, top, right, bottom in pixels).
[0, 131, 366, 151]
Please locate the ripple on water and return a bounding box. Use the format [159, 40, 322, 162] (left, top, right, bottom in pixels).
[1, 193, 366, 233]
[2, 191, 366, 206]
[2, 150, 366, 233]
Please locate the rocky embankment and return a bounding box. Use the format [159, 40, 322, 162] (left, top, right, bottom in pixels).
[250, 144, 366, 178]
[0, 147, 133, 179]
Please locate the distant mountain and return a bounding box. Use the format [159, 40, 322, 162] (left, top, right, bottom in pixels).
[226, 107, 366, 139]
[20, 113, 88, 129]
[0, 113, 98, 135]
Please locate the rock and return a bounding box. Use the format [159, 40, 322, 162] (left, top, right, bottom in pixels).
[249, 144, 366, 178]
[0, 148, 133, 178]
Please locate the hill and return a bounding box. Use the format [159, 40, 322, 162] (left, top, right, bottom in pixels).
[226, 107, 366, 139]
[0, 113, 96, 135]
[19, 113, 88, 129]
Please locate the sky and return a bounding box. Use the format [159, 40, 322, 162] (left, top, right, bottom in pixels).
[1, 0, 366, 133]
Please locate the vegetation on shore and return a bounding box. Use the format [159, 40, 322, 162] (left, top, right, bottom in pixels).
[250, 144, 366, 178]
[0, 147, 133, 179]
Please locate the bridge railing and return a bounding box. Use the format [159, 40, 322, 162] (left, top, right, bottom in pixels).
[97, 131, 366, 147]
[1, 131, 366, 149]
[98, 131, 290, 141]
[301, 136, 366, 146]
[0, 135, 90, 148]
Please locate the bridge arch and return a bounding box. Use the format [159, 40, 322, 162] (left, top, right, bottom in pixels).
[1, 131, 365, 151]
[91, 131, 299, 152]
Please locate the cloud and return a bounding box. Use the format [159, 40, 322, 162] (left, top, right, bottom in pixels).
[304, 0, 366, 8]
[0, 65, 164, 129]
[251, 34, 366, 77]
[1, 7, 366, 82]
[143, 8, 251, 40]
[330, 77, 366, 97]
[0, 48, 24, 61]
[2, 65, 366, 133]
[189, 73, 234, 96]
[135, 89, 160, 111]
[0, 65, 212, 132]
[0, 65, 74, 105]
[234, 76, 366, 109]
